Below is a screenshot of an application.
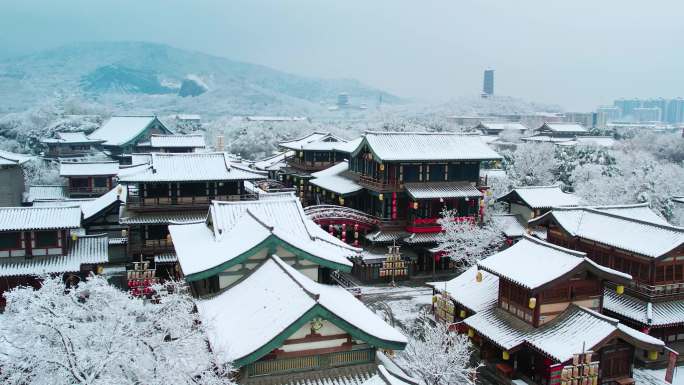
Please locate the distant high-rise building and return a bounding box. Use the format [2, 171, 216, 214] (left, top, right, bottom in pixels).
[614, 98, 642, 119]
[596, 106, 621, 128]
[482, 69, 494, 98]
[336, 93, 349, 108]
[633, 107, 662, 122]
[666, 98, 684, 123]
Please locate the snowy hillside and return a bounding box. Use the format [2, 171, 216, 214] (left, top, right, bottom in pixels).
[0, 41, 400, 116]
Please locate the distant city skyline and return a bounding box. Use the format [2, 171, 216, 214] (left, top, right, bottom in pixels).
[1, 0, 683, 111]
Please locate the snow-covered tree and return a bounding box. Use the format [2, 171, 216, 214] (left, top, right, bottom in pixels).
[0, 276, 232, 385]
[396, 314, 481, 385]
[502, 142, 559, 187]
[22, 158, 61, 186]
[435, 209, 504, 269]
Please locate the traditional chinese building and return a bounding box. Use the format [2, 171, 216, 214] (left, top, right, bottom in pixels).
[534, 122, 589, 138]
[134, 134, 206, 153]
[41, 131, 105, 158]
[117, 152, 266, 264]
[431, 236, 666, 384]
[196, 253, 407, 384]
[308, 131, 501, 276]
[169, 193, 359, 297]
[278, 132, 361, 203]
[59, 161, 120, 198]
[87, 115, 173, 161]
[0, 150, 33, 207]
[0, 206, 109, 307]
[497, 185, 582, 221]
[475, 122, 529, 136]
[530, 205, 684, 361]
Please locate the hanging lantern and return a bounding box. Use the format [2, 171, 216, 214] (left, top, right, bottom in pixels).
[328, 224, 334, 234]
[299, 179, 304, 185]
[378, 194, 384, 201]
[299, 151, 303, 158]
[459, 309, 467, 318]
[379, 163, 385, 171]
[339, 197, 345, 205]
[71, 233, 78, 241]
[439, 197, 444, 203]
[467, 328, 475, 338]
[413, 201, 418, 210]
[528, 297, 537, 309]
[616, 285, 625, 295]
[502, 351, 510, 360]
[476, 270, 483, 283]
[648, 350, 659, 360]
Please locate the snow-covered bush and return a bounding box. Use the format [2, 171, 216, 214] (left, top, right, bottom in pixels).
[396, 314, 481, 385]
[0, 276, 232, 385]
[435, 209, 504, 269]
[501, 142, 558, 187]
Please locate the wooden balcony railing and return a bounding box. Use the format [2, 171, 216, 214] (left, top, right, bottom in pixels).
[624, 281, 684, 300]
[357, 175, 403, 193]
[129, 239, 174, 254]
[69, 186, 110, 195]
[246, 348, 375, 377]
[127, 194, 258, 209]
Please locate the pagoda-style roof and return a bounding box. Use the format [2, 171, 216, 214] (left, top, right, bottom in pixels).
[404, 182, 482, 200]
[119, 210, 206, 225]
[81, 185, 126, 221]
[88, 116, 172, 146]
[476, 122, 528, 132]
[170, 194, 358, 281]
[584, 203, 669, 225]
[491, 214, 527, 238]
[477, 236, 631, 291]
[535, 122, 588, 134]
[197, 255, 407, 367]
[352, 131, 502, 162]
[24, 185, 69, 203]
[0, 206, 82, 232]
[465, 305, 663, 363]
[279, 132, 353, 152]
[41, 131, 104, 144]
[59, 161, 120, 177]
[530, 207, 684, 259]
[0, 234, 108, 277]
[496, 185, 581, 209]
[116, 152, 265, 183]
[603, 289, 684, 328]
[310, 161, 363, 196]
[253, 151, 292, 171]
[429, 265, 499, 314]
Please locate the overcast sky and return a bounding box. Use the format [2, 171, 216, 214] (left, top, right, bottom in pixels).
[1, 0, 682, 110]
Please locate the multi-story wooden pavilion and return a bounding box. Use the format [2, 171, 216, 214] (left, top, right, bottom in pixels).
[87, 115, 173, 161]
[117, 152, 265, 264]
[59, 161, 120, 198]
[431, 236, 665, 384]
[530, 205, 684, 360]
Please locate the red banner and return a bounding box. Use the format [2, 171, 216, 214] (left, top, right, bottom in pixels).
[665, 347, 678, 383]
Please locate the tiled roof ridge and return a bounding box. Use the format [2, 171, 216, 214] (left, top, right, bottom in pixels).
[520, 234, 587, 257]
[60, 160, 119, 164]
[364, 130, 471, 135]
[279, 131, 332, 144]
[554, 206, 684, 232]
[511, 184, 563, 190]
[572, 304, 620, 326]
[269, 254, 321, 302]
[149, 133, 203, 137]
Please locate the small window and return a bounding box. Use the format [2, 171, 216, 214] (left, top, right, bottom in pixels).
[35, 231, 59, 248]
[93, 177, 108, 188]
[0, 232, 21, 249]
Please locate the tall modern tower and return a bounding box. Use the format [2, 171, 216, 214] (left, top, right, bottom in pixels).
[482, 69, 494, 98]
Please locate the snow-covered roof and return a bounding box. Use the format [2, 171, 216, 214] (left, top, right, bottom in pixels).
[537, 122, 588, 133]
[31, 199, 94, 208]
[402, 232, 441, 244]
[477, 236, 631, 291]
[88, 116, 167, 146]
[530, 207, 684, 259]
[589, 203, 669, 225]
[0, 150, 33, 166]
[116, 152, 265, 182]
[310, 161, 363, 195]
[81, 185, 126, 220]
[0, 206, 82, 231]
[404, 182, 483, 200]
[356, 131, 502, 162]
[673, 196, 684, 205]
[477, 122, 528, 132]
[196, 255, 407, 365]
[603, 289, 684, 328]
[279, 132, 351, 152]
[481, 168, 507, 180]
[145, 134, 206, 148]
[365, 231, 409, 244]
[59, 161, 120, 177]
[25, 185, 68, 202]
[556, 136, 617, 148]
[253, 151, 293, 171]
[175, 114, 200, 120]
[119, 210, 206, 225]
[521, 135, 573, 143]
[429, 265, 499, 313]
[465, 305, 663, 363]
[0, 234, 108, 277]
[154, 253, 178, 264]
[170, 194, 358, 278]
[42, 131, 104, 144]
[492, 214, 527, 238]
[497, 185, 582, 209]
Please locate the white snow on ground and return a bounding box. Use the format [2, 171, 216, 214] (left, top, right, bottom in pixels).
[360, 285, 433, 329]
[638, 368, 684, 385]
